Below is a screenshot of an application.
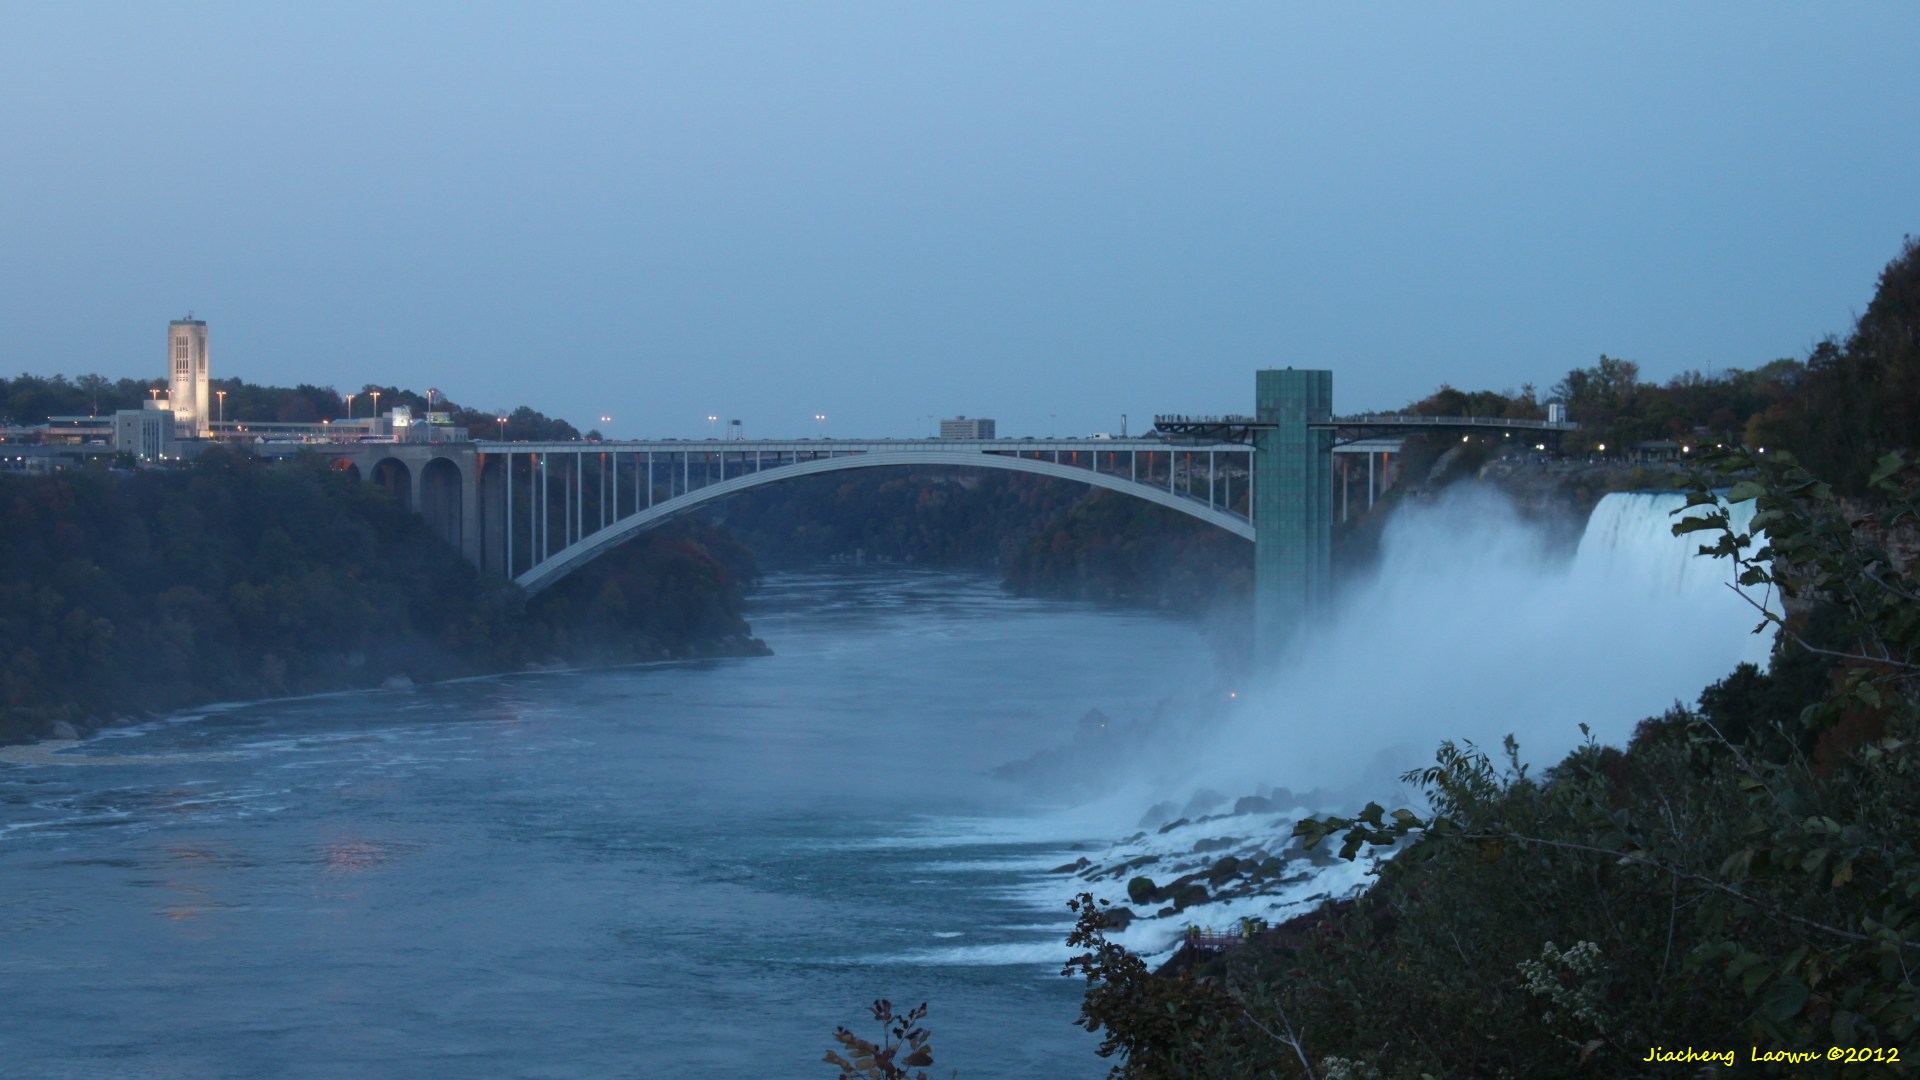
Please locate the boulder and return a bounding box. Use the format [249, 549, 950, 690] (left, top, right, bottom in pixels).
[50, 720, 83, 741]
[1127, 876, 1158, 905]
[1172, 884, 1210, 911]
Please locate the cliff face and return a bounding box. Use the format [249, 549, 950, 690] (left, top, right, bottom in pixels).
[1839, 495, 1920, 574]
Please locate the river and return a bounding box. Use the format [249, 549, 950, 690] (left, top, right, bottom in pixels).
[0, 566, 1219, 1078]
[0, 488, 1778, 1077]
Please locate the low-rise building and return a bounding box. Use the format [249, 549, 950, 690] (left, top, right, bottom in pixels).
[115, 408, 178, 462]
[938, 416, 995, 439]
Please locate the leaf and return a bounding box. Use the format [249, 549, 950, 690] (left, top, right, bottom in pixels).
[1671, 515, 1725, 535]
[1726, 479, 1768, 503]
[1832, 861, 1854, 889]
[1869, 451, 1907, 488]
[1759, 977, 1810, 1022]
[1719, 847, 1756, 879]
[1724, 949, 1764, 978]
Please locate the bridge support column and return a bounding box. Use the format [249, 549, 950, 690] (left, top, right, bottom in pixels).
[1252, 368, 1333, 660]
[480, 453, 507, 574]
[460, 456, 481, 566]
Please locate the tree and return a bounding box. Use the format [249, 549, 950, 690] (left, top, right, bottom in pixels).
[1267, 449, 1920, 1074]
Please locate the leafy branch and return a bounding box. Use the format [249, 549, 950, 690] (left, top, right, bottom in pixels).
[824, 999, 937, 1080]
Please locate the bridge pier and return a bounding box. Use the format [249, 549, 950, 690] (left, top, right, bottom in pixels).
[1252, 368, 1333, 658]
[332, 444, 483, 566]
[479, 452, 508, 575]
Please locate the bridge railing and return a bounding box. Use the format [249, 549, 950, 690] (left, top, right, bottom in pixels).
[1153, 413, 1260, 427]
[1325, 413, 1579, 431]
[1156, 412, 1578, 432]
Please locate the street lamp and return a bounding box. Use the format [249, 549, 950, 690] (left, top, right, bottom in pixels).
[345, 393, 355, 421]
[426, 387, 439, 413]
[216, 389, 226, 428]
[600, 415, 612, 439]
[707, 414, 718, 438]
[497, 415, 508, 440]
[370, 391, 381, 419]
[813, 413, 826, 436]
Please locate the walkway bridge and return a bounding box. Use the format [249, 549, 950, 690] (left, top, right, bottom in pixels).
[324, 371, 1575, 656]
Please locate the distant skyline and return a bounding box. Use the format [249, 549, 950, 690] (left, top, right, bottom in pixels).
[3, 4, 1916, 438]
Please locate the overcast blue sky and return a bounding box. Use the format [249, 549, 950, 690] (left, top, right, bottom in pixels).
[3, 3, 1916, 438]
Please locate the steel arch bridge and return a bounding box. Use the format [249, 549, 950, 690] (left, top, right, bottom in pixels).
[484, 439, 1256, 594]
[321, 369, 1575, 655]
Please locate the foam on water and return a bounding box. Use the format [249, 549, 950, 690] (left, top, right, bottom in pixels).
[978, 486, 1783, 956]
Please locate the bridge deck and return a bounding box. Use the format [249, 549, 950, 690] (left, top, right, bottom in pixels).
[1154, 413, 1578, 444]
[477, 437, 1244, 453]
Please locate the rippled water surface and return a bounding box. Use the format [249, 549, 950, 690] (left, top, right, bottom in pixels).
[0, 567, 1217, 1078]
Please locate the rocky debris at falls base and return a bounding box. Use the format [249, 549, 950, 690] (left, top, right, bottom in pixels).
[1045, 788, 1390, 960]
[991, 704, 1394, 957]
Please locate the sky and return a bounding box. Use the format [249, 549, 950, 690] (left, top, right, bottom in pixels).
[3, 3, 1916, 439]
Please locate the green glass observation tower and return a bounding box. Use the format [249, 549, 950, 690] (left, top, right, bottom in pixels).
[1252, 368, 1334, 656]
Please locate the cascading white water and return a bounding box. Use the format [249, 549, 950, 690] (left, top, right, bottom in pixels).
[1046, 485, 1787, 955]
[1574, 491, 1769, 601]
[1152, 485, 1778, 802]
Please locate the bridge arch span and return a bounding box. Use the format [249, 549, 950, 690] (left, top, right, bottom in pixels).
[513, 449, 1253, 594]
[419, 457, 465, 550]
[371, 457, 412, 509]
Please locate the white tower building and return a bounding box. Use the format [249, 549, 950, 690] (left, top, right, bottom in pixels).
[167, 316, 210, 437]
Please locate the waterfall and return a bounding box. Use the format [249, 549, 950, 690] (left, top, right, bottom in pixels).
[1574, 490, 1769, 603]
[1155, 485, 1781, 802]
[1057, 486, 1789, 952]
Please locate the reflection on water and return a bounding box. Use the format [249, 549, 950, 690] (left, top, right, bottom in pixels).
[0, 567, 1214, 1077]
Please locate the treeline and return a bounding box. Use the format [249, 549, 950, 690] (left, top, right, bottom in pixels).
[1, 372, 159, 422]
[707, 468, 1252, 615]
[1753, 235, 1920, 491]
[1396, 235, 1920, 495]
[0, 450, 759, 744]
